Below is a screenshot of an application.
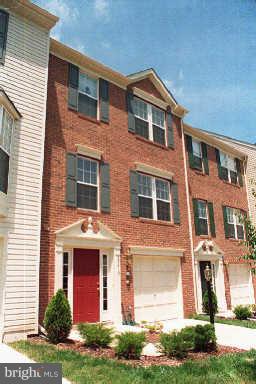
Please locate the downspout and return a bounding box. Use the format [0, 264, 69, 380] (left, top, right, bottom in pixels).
[181, 120, 198, 313]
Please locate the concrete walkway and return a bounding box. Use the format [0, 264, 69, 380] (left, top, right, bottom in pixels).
[0, 343, 70, 383]
[162, 318, 256, 350]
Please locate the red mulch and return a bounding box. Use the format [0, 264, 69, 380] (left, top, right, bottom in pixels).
[28, 336, 245, 367]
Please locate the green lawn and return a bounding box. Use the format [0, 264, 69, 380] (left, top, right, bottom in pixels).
[192, 314, 256, 329]
[12, 340, 256, 384]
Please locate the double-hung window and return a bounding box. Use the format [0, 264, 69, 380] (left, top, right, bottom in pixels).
[138, 173, 171, 221]
[78, 72, 98, 119]
[197, 200, 208, 235]
[77, 156, 98, 210]
[220, 152, 237, 184]
[134, 97, 166, 145]
[192, 138, 203, 170]
[226, 207, 245, 240]
[0, 106, 13, 194]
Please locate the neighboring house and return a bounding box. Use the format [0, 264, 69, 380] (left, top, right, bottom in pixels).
[0, 0, 58, 341]
[184, 123, 255, 312]
[39, 38, 197, 326]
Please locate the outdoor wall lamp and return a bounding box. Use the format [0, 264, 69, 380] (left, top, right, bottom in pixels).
[126, 269, 131, 286]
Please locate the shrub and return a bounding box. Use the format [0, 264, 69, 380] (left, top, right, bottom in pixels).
[194, 324, 217, 352]
[180, 326, 196, 348]
[159, 327, 195, 359]
[43, 289, 72, 344]
[115, 332, 146, 359]
[202, 290, 218, 315]
[233, 305, 252, 320]
[78, 323, 113, 348]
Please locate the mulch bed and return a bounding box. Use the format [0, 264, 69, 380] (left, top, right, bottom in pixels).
[27, 336, 245, 367]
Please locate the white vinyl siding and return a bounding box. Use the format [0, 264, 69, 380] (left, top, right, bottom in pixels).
[0, 10, 50, 339]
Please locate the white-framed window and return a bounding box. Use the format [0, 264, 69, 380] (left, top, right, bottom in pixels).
[226, 207, 245, 240]
[77, 156, 99, 210]
[192, 138, 203, 170]
[133, 97, 166, 145]
[78, 72, 98, 119]
[220, 151, 237, 184]
[197, 199, 209, 235]
[0, 105, 13, 194]
[138, 173, 171, 221]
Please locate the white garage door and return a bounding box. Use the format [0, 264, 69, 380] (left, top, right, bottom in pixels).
[134, 256, 181, 322]
[229, 264, 254, 307]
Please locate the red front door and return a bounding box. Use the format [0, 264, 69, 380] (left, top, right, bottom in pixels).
[73, 249, 100, 323]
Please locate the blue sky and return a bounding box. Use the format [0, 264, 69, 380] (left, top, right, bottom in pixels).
[34, 0, 256, 143]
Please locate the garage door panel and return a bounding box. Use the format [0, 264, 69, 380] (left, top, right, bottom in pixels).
[229, 264, 254, 306]
[153, 272, 176, 287]
[134, 256, 181, 322]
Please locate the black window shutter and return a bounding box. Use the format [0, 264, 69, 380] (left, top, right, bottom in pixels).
[68, 63, 79, 110]
[130, 170, 139, 217]
[222, 206, 230, 238]
[66, 153, 77, 207]
[100, 162, 110, 213]
[201, 142, 209, 175]
[193, 198, 200, 235]
[208, 202, 216, 237]
[235, 158, 243, 187]
[167, 112, 174, 148]
[171, 182, 180, 224]
[215, 148, 223, 179]
[0, 148, 9, 194]
[127, 92, 135, 133]
[99, 78, 109, 123]
[0, 11, 9, 63]
[186, 135, 194, 169]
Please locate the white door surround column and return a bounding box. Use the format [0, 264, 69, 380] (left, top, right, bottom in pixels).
[194, 240, 227, 313]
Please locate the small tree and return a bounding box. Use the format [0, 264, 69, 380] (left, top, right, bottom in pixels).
[44, 289, 72, 344]
[240, 183, 256, 273]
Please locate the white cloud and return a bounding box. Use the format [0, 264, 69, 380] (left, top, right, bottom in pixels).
[101, 41, 111, 49]
[163, 78, 184, 98]
[178, 69, 184, 81]
[94, 0, 110, 20]
[34, 0, 78, 40]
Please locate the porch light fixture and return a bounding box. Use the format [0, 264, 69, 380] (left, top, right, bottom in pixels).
[204, 264, 212, 282]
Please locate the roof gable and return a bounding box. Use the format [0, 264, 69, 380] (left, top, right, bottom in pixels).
[127, 69, 188, 116]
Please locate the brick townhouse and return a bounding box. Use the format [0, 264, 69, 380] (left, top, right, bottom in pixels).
[40, 39, 196, 325]
[39, 37, 255, 326]
[184, 124, 255, 313]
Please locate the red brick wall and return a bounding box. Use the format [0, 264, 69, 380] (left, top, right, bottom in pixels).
[39, 54, 196, 322]
[186, 140, 250, 309]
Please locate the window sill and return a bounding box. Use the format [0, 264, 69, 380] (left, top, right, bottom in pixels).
[76, 208, 101, 215]
[68, 108, 102, 125]
[139, 218, 175, 226]
[228, 238, 243, 243]
[134, 134, 170, 150]
[198, 235, 211, 239]
[222, 180, 241, 188]
[0, 191, 8, 217]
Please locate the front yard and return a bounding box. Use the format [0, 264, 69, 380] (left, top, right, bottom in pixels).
[12, 340, 256, 384]
[192, 314, 256, 329]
